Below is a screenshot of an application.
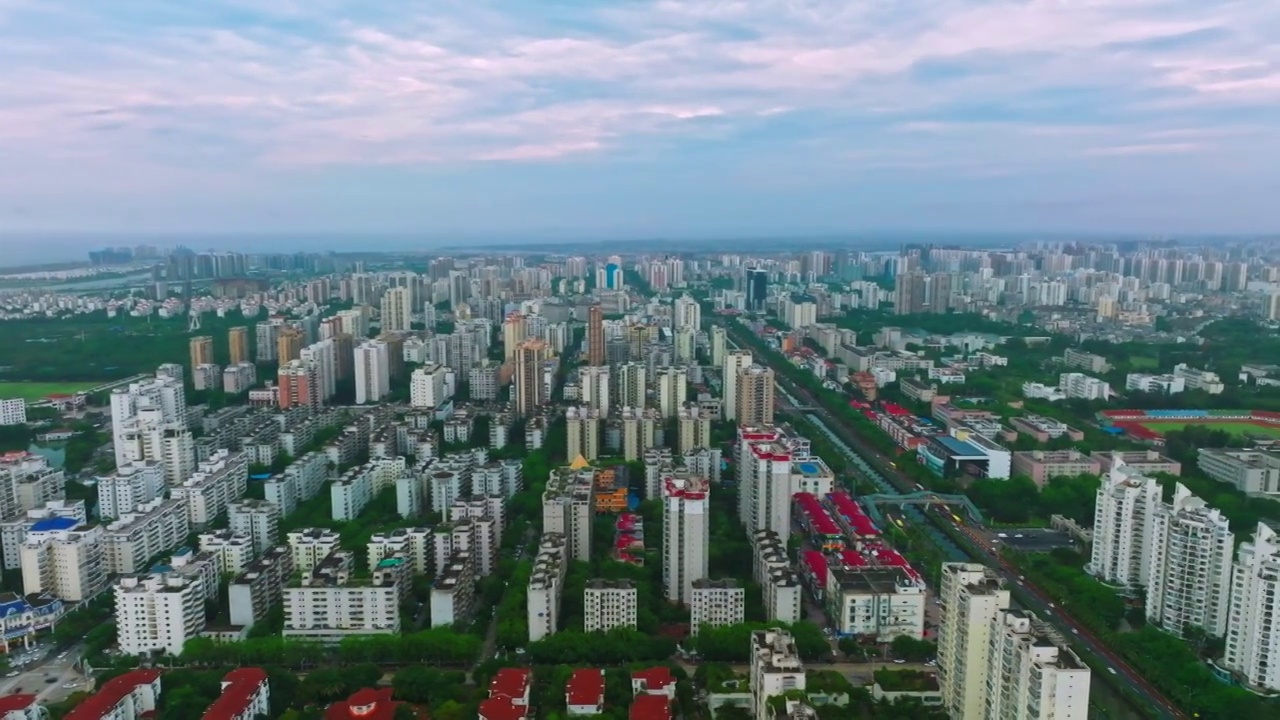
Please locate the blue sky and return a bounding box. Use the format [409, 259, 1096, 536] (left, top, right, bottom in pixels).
[2, 0, 1279, 238]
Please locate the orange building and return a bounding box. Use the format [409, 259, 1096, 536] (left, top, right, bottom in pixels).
[593, 465, 629, 513]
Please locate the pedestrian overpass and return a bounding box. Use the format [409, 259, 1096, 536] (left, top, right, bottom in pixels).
[860, 491, 986, 526]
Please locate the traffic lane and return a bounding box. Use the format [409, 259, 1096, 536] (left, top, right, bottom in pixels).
[3, 648, 86, 703]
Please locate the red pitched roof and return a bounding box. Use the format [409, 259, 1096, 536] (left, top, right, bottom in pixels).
[65, 670, 162, 720]
[630, 694, 672, 720]
[201, 668, 268, 720]
[477, 698, 526, 720]
[324, 688, 397, 720]
[565, 669, 604, 708]
[801, 550, 829, 584]
[0, 695, 38, 714]
[631, 667, 675, 693]
[488, 668, 531, 701]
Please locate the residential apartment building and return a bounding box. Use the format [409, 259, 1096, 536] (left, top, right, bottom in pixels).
[102, 498, 191, 575]
[689, 579, 745, 636]
[722, 350, 753, 423]
[528, 533, 568, 642]
[115, 573, 207, 656]
[354, 340, 391, 405]
[1058, 373, 1112, 401]
[20, 523, 106, 601]
[287, 527, 341, 573]
[0, 399, 25, 426]
[579, 366, 611, 415]
[1092, 450, 1181, 477]
[1088, 461, 1162, 589]
[677, 404, 713, 455]
[662, 474, 709, 605]
[283, 550, 400, 641]
[63, 669, 162, 720]
[430, 551, 476, 628]
[736, 365, 776, 428]
[656, 367, 687, 419]
[753, 530, 803, 623]
[1146, 484, 1234, 637]
[825, 562, 926, 642]
[228, 546, 294, 629]
[96, 462, 166, 520]
[200, 668, 271, 720]
[750, 629, 806, 720]
[1125, 373, 1186, 394]
[367, 527, 432, 575]
[198, 530, 255, 575]
[565, 406, 602, 462]
[1223, 523, 1280, 693]
[543, 468, 594, 562]
[938, 563, 1010, 720]
[1172, 363, 1225, 394]
[227, 499, 280, 555]
[409, 364, 449, 409]
[985, 610, 1091, 720]
[1062, 348, 1109, 373]
[170, 450, 249, 528]
[584, 579, 637, 632]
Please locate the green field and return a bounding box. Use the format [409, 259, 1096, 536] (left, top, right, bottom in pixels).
[1136, 420, 1280, 439]
[0, 381, 100, 402]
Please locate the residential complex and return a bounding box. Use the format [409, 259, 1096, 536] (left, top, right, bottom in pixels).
[583, 579, 637, 632]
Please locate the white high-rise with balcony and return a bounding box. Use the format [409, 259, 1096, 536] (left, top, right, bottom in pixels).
[1146, 483, 1233, 637]
[1223, 523, 1280, 693]
[937, 563, 1010, 720]
[1088, 460, 1162, 589]
[661, 473, 709, 605]
[985, 610, 1091, 720]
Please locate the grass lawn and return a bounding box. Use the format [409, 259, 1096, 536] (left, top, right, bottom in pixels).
[1127, 356, 1160, 369]
[0, 381, 100, 402]
[1136, 420, 1280, 439]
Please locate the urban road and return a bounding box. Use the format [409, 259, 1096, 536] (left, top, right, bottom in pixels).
[724, 325, 1186, 720]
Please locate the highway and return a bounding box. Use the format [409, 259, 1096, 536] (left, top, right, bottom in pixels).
[1, 643, 90, 704]
[723, 323, 1186, 720]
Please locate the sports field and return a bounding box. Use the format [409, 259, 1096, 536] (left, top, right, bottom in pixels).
[1129, 419, 1280, 439]
[0, 381, 99, 402]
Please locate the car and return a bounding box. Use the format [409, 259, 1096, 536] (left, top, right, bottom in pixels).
[1049, 602, 1056, 608]
[1071, 628, 1079, 635]
[893, 659, 906, 664]
[63, 682, 79, 689]
[44, 678, 56, 684]
[996, 532, 1008, 538]
[4, 671, 17, 678]
[1107, 668, 1117, 675]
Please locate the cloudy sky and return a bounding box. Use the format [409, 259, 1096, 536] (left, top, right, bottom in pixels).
[2, 0, 1279, 239]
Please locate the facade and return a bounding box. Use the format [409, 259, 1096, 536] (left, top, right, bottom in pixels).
[63, 669, 162, 720]
[1146, 484, 1234, 637]
[543, 468, 594, 562]
[200, 668, 270, 720]
[937, 563, 1010, 720]
[1197, 449, 1280, 497]
[409, 364, 449, 409]
[0, 399, 26, 426]
[1087, 461, 1162, 589]
[1172, 363, 1225, 394]
[722, 350, 753, 422]
[103, 498, 191, 576]
[1010, 450, 1102, 486]
[354, 340, 391, 405]
[228, 499, 280, 555]
[20, 523, 106, 601]
[96, 461, 166, 520]
[1125, 373, 1186, 394]
[528, 533, 568, 642]
[277, 361, 321, 410]
[430, 551, 476, 627]
[661, 474, 709, 604]
[583, 579, 637, 632]
[750, 629, 806, 720]
[1058, 373, 1112, 400]
[736, 365, 776, 428]
[1223, 523, 1280, 693]
[283, 550, 401, 641]
[985, 610, 1091, 720]
[115, 573, 206, 656]
[228, 546, 294, 629]
[689, 579, 745, 636]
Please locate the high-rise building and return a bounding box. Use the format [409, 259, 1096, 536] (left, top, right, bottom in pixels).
[1146, 483, 1233, 637]
[615, 362, 647, 410]
[673, 295, 701, 331]
[586, 304, 605, 366]
[656, 367, 687, 418]
[503, 313, 528, 361]
[110, 377, 194, 486]
[722, 350, 753, 423]
[527, 533, 568, 642]
[710, 325, 726, 367]
[515, 339, 551, 417]
[1223, 523, 1280, 693]
[579, 366, 611, 415]
[300, 339, 337, 401]
[228, 327, 249, 365]
[677, 404, 713, 454]
[228, 499, 281, 556]
[410, 363, 449, 409]
[115, 573, 207, 656]
[928, 272, 953, 314]
[736, 365, 775, 427]
[583, 579, 637, 632]
[565, 407, 601, 462]
[380, 287, 414, 333]
[97, 461, 167, 520]
[750, 629, 805, 720]
[255, 320, 282, 362]
[277, 360, 321, 410]
[745, 268, 768, 313]
[661, 473, 709, 604]
[894, 272, 927, 315]
[542, 469, 594, 562]
[354, 340, 391, 405]
[689, 579, 745, 636]
[1088, 460, 1162, 589]
[938, 562, 1010, 720]
[188, 336, 213, 373]
[984, 610, 1092, 720]
[20, 523, 107, 601]
[276, 328, 303, 365]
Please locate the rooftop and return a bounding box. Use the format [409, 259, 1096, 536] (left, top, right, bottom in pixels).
[201, 668, 267, 720]
[65, 669, 162, 720]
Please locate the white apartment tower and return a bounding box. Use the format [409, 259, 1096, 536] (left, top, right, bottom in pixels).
[583, 579, 637, 632]
[111, 376, 194, 487]
[579, 366, 611, 415]
[354, 340, 391, 404]
[722, 350, 753, 422]
[115, 573, 207, 656]
[565, 407, 601, 462]
[410, 363, 449, 409]
[1146, 483, 1234, 637]
[380, 287, 414, 333]
[1088, 460, 1162, 589]
[228, 500, 281, 555]
[662, 473, 709, 605]
[690, 578, 745, 636]
[1223, 523, 1280, 693]
[615, 362, 647, 411]
[673, 294, 701, 331]
[656, 367, 688, 419]
[938, 562, 1011, 720]
[750, 629, 806, 720]
[97, 461, 167, 520]
[985, 610, 1092, 720]
[527, 532, 568, 642]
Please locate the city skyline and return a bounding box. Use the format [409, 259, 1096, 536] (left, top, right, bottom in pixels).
[2, 1, 1280, 237]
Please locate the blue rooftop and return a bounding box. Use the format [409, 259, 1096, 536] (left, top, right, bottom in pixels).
[936, 436, 986, 457]
[30, 517, 77, 532]
[796, 462, 821, 475]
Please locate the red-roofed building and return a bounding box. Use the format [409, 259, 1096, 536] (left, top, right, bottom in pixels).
[565, 669, 605, 716]
[825, 491, 880, 546]
[201, 668, 269, 720]
[630, 694, 672, 720]
[324, 688, 398, 720]
[792, 493, 843, 550]
[65, 670, 162, 720]
[480, 669, 531, 720]
[0, 694, 44, 720]
[630, 668, 676, 700]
